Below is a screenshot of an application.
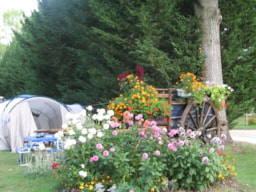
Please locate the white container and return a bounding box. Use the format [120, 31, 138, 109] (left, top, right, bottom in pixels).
[177, 89, 192, 98]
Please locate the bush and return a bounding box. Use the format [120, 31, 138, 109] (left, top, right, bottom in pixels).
[52, 108, 236, 192]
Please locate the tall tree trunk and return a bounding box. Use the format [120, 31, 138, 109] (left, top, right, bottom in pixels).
[194, 0, 232, 142]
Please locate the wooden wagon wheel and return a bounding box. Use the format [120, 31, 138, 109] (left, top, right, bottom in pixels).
[180, 101, 220, 142]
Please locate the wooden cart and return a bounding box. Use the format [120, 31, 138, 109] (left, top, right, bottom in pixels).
[156, 88, 221, 141]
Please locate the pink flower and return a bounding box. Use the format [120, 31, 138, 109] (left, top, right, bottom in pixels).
[103, 150, 109, 157]
[139, 131, 145, 136]
[199, 152, 203, 156]
[90, 157, 94, 162]
[202, 156, 209, 164]
[93, 156, 99, 161]
[96, 143, 103, 150]
[110, 147, 115, 152]
[129, 190, 135, 192]
[135, 114, 143, 120]
[155, 150, 161, 156]
[168, 129, 178, 137]
[189, 132, 196, 139]
[112, 130, 118, 136]
[168, 143, 177, 152]
[142, 153, 148, 159]
[128, 120, 133, 125]
[158, 141, 163, 145]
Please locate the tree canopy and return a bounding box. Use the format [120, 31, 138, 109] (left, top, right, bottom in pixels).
[0, 0, 255, 127]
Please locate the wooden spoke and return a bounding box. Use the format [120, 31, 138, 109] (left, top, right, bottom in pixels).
[180, 101, 220, 142]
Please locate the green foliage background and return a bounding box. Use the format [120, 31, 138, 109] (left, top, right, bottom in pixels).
[0, 0, 255, 127]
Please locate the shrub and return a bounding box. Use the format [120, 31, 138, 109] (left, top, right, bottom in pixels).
[52, 108, 236, 192]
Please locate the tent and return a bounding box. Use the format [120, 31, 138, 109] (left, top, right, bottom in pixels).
[0, 95, 84, 152]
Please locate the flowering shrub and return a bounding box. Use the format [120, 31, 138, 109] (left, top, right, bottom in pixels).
[248, 117, 256, 125]
[176, 72, 234, 110]
[107, 66, 171, 126]
[52, 107, 236, 192]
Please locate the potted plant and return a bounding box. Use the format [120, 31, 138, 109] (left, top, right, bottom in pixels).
[176, 72, 234, 110]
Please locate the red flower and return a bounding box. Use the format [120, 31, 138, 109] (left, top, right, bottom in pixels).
[148, 111, 153, 114]
[164, 118, 167, 121]
[61, 166, 67, 169]
[154, 108, 159, 111]
[128, 106, 134, 111]
[118, 72, 129, 80]
[146, 103, 150, 107]
[138, 106, 141, 109]
[52, 162, 60, 170]
[164, 110, 169, 115]
[128, 100, 133, 104]
[136, 65, 144, 80]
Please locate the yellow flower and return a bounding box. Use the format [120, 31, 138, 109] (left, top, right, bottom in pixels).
[79, 183, 85, 190]
[89, 185, 94, 190]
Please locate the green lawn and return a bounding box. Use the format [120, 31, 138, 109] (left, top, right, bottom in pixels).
[226, 142, 256, 192]
[0, 151, 57, 192]
[232, 115, 256, 130]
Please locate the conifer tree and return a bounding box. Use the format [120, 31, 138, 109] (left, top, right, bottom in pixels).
[219, 0, 256, 127]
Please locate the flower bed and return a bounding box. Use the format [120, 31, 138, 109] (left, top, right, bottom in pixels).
[52, 107, 236, 192]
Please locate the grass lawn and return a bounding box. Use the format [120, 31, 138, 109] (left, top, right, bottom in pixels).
[226, 142, 256, 192]
[0, 141, 256, 192]
[232, 115, 256, 130]
[0, 151, 57, 192]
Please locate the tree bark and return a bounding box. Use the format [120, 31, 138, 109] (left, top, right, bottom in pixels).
[194, 0, 231, 141]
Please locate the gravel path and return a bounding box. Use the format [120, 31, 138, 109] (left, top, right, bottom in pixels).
[229, 130, 256, 144]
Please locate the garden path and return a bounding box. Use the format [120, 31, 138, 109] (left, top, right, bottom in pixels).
[229, 130, 256, 144]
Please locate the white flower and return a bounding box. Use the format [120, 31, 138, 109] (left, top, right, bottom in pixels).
[162, 128, 168, 133]
[78, 136, 87, 143]
[81, 128, 88, 135]
[207, 133, 212, 139]
[54, 131, 64, 140]
[92, 114, 98, 120]
[104, 114, 111, 120]
[68, 129, 76, 135]
[64, 139, 76, 149]
[209, 148, 215, 153]
[97, 114, 104, 121]
[87, 133, 93, 140]
[103, 123, 109, 130]
[97, 132, 104, 138]
[62, 123, 68, 129]
[71, 118, 78, 125]
[79, 170, 87, 178]
[107, 110, 114, 117]
[81, 164, 85, 169]
[86, 105, 93, 111]
[76, 123, 83, 130]
[88, 128, 97, 135]
[97, 108, 106, 115]
[202, 156, 209, 164]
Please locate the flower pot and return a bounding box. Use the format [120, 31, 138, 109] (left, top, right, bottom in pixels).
[177, 89, 192, 98]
